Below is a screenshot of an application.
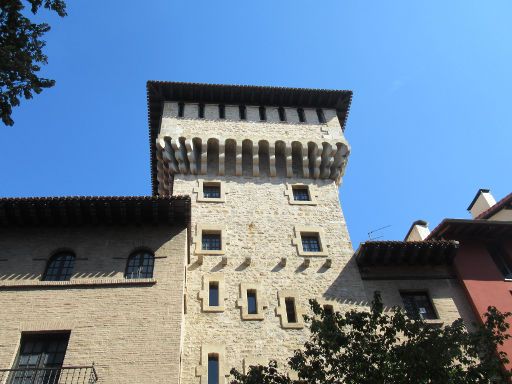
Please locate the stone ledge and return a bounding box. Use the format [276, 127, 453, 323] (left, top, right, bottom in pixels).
[0, 278, 157, 289]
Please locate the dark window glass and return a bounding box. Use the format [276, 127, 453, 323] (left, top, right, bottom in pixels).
[323, 305, 334, 316]
[278, 107, 286, 122]
[247, 290, 257, 314]
[178, 102, 185, 117]
[209, 282, 219, 306]
[316, 108, 326, 123]
[297, 108, 306, 123]
[208, 354, 219, 384]
[198, 103, 205, 118]
[10, 333, 69, 384]
[302, 235, 321, 252]
[125, 250, 155, 279]
[285, 298, 297, 323]
[259, 106, 266, 121]
[400, 292, 437, 320]
[202, 233, 221, 251]
[292, 187, 310, 201]
[203, 184, 221, 199]
[239, 105, 247, 120]
[43, 252, 75, 281]
[219, 104, 225, 119]
[487, 243, 512, 279]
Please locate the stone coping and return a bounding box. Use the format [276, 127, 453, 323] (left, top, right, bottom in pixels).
[0, 278, 157, 289]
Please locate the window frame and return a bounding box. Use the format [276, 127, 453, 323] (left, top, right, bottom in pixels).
[237, 283, 265, 320]
[292, 226, 328, 257]
[195, 180, 226, 203]
[400, 291, 439, 320]
[42, 251, 76, 281]
[124, 249, 155, 279]
[199, 273, 225, 312]
[284, 183, 318, 206]
[194, 224, 226, 256]
[487, 243, 512, 280]
[276, 290, 305, 329]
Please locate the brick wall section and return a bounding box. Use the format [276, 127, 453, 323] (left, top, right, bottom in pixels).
[0, 225, 187, 384]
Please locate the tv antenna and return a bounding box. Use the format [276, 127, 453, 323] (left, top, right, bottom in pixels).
[367, 225, 391, 240]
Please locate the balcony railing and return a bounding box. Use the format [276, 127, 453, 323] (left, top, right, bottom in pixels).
[0, 366, 97, 384]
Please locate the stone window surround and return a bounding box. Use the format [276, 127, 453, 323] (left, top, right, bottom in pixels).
[236, 282, 266, 320]
[198, 273, 226, 312]
[292, 226, 328, 257]
[193, 224, 226, 256]
[196, 344, 229, 384]
[275, 289, 306, 329]
[284, 183, 319, 206]
[193, 179, 227, 203]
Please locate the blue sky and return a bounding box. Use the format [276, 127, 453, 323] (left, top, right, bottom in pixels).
[1, 0, 510, 247]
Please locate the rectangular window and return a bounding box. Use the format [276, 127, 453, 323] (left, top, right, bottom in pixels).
[487, 243, 512, 279]
[11, 333, 70, 384]
[178, 102, 185, 117]
[198, 103, 205, 118]
[278, 107, 286, 122]
[292, 186, 310, 201]
[247, 290, 258, 314]
[297, 107, 306, 123]
[219, 104, 225, 119]
[316, 108, 326, 123]
[239, 105, 247, 120]
[202, 233, 221, 251]
[203, 184, 221, 199]
[259, 106, 267, 121]
[285, 298, 297, 323]
[209, 282, 219, 307]
[400, 292, 438, 320]
[302, 235, 321, 252]
[208, 354, 219, 384]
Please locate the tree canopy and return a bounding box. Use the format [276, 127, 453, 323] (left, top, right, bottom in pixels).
[231, 293, 512, 384]
[0, 0, 66, 126]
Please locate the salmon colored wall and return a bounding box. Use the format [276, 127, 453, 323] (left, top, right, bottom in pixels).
[453, 240, 512, 368]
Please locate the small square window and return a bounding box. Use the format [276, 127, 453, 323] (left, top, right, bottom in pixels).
[292, 186, 310, 201]
[302, 235, 321, 252]
[202, 233, 221, 251]
[400, 292, 438, 320]
[247, 290, 258, 315]
[203, 184, 221, 199]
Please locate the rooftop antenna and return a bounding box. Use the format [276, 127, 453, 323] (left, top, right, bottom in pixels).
[367, 225, 391, 240]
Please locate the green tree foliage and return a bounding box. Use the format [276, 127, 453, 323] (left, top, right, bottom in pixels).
[231, 293, 512, 384]
[0, 0, 66, 126]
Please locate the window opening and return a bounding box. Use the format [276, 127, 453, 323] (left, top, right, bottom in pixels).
[247, 290, 258, 315]
[239, 105, 247, 120]
[209, 282, 219, 307]
[43, 252, 75, 281]
[316, 108, 326, 123]
[219, 104, 226, 119]
[301, 235, 321, 252]
[202, 233, 221, 251]
[297, 108, 306, 123]
[208, 354, 219, 384]
[292, 186, 310, 201]
[285, 298, 297, 323]
[198, 103, 205, 118]
[400, 292, 437, 320]
[203, 184, 221, 199]
[125, 250, 155, 279]
[259, 106, 266, 121]
[178, 102, 185, 117]
[278, 107, 286, 122]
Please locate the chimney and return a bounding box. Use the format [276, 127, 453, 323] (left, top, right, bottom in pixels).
[467, 189, 496, 219]
[404, 220, 430, 241]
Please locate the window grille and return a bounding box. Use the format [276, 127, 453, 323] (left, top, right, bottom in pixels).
[125, 250, 155, 279]
[43, 252, 75, 281]
[400, 292, 437, 320]
[203, 185, 221, 199]
[202, 234, 221, 251]
[301, 235, 321, 252]
[292, 187, 310, 201]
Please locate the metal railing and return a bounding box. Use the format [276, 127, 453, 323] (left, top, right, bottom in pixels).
[0, 366, 97, 384]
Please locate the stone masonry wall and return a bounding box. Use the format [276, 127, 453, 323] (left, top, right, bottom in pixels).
[0, 225, 187, 384]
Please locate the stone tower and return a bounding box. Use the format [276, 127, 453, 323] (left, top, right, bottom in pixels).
[147, 81, 367, 383]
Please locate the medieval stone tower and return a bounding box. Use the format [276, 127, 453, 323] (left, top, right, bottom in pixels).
[147, 81, 367, 384]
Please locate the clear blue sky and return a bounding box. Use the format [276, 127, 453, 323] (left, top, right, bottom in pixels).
[1, 1, 510, 247]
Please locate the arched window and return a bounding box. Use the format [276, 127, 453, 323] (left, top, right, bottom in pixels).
[43, 252, 75, 281]
[125, 250, 155, 279]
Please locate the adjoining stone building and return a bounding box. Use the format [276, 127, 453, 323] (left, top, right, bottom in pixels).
[0, 81, 478, 384]
[0, 196, 190, 384]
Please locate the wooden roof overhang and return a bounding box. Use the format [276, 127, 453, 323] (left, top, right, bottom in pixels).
[0, 196, 190, 227]
[146, 81, 353, 195]
[427, 219, 512, 241]
[355, 240, 460, 267]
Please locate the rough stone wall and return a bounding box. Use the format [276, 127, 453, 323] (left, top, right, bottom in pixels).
[173, 175, 368, 383]
[0, 225, 187, 384]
